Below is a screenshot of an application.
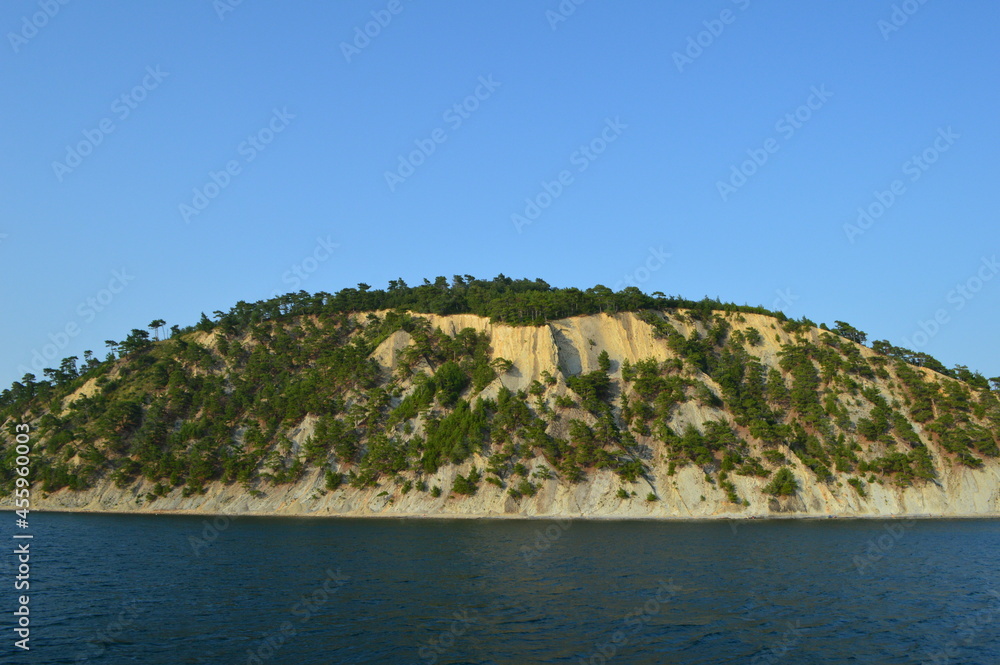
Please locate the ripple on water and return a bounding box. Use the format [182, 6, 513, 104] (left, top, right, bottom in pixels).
[21, 514, 1000, 664]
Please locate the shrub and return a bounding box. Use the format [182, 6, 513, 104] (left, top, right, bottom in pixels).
[763, 468, 798, 496]
[508, 478, 537, 499]
[532, 466, 553, 480]
[847, 477, 866, 497]
[555, 395, 576, 409]
[324, 469, 343, 491]
[435, 362, 468, 407]
[720, 479, 740, 503]
[616, 458, 646, 483]
[762, 450, 787, 465]
[566, 371, 612, 412]
[452, 466, 481, 495]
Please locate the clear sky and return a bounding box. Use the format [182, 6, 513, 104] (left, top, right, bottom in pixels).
[2, 0, 998, 388]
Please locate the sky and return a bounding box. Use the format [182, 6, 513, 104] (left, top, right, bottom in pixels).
[1, 0, 998, 389]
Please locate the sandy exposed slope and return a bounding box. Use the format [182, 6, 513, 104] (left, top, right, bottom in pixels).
[10, 311, 1000, 519]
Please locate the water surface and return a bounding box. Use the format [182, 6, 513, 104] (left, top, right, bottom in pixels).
[14, 513, 1000, 664]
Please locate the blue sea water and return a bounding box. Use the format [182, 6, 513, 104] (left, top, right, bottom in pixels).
[7, 513, 1000, 664]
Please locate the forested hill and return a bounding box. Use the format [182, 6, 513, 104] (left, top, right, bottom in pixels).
[1, 277, 999, 518]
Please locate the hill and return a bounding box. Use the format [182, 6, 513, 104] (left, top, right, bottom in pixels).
[2, 276, 1000, 518]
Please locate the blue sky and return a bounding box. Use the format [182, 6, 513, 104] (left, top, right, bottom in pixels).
[2, 0, 998, 387]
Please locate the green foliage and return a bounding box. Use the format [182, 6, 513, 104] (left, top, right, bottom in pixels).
[720, 479, 740, 503]
[778, 344, 825, 426]
[833, 321, 867, 345]
[566, 371, 612, 412]
[324, 469, 343, 491]
[763, 468, 798, 496]
[857, 387, 893, 441]
[785, 422, 833, 482]
[4, 274, 995, 506]
[434, 361, 469, 407]
[762, 450, 787, 465]
[847, 477, 866, 497]
[314, 416, 360, 466]
[554, 395, 576, 409]
[736, 457, 769, 478]
[388, 374, 436, 426]
[867, 452, 916, 485]
[452, 466, 481, 495]
[420, 399, 489, 473]
[508, 478, 538, 498]
[359, 434, 409, 477]
[668, 421, 746, 468]
[927, 418, 997, 461]
[532, 465, 553, 480]
[616, 457, 646, 482]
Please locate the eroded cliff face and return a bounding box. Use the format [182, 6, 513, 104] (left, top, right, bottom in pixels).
[9, 311, 1000, 519]
[25, 453, 1000, 519]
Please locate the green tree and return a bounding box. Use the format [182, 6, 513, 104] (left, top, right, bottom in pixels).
[196, 312, 214, 332]
[598, 350, 611, 372]
[434, 362, 468, 407]
[149, 319, 166, 341]
[763, 467, 798, 496]
[119, 329, 152, 356]
[833, 321, 867, 345]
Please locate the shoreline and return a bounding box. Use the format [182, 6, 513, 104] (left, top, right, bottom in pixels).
[5, 506, 999, 522]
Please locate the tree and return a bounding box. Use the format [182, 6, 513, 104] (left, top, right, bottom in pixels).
[833, 321, 867, 346]
[490, 357, 514, 374]
[952, 366, 990, 391]
[871, 340, 893, 356]
[119, 329, 152, 356]
[566, 371, 612, 412]
[59, 356, 79, 381]
[434, 362, 468, 407]
[196, 313, 214, 332]
[149, 319, 166, 341]
[763, 468, 798, 496]
[598, 350, 611, 372]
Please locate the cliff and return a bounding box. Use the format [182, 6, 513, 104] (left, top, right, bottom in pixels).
[3, 301, 1000, 519]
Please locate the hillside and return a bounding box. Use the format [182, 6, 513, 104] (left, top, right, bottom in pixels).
[3, 277, 1000, 518]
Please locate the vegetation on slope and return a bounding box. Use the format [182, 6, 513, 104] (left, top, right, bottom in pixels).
[1, 276, 999, 507]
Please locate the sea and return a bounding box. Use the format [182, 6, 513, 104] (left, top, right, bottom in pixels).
[8, 512, 1000, 664]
